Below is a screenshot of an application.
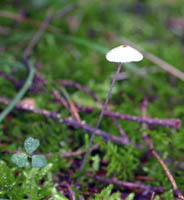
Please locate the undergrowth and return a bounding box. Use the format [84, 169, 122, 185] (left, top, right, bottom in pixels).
[0, 0, 184, 199]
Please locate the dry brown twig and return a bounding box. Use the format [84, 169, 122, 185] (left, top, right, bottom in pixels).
[46, 144, 99, 159]
[77, 103, 181, 129]
[143, 52, 184, 81]
[118, 36, 184, 81]
[0, 10, 60, 33]
[143, 133, 184, 200]
[23, 10, 53, 58]
[60, 181, 76, 200]
[87, 173, 164, 195]
[68, 100, 81, 123]
[59, 80, 181, 129]
[52, 89, 81, 123]
[61, 144, 99, 158]
[112, 118, 130, 145]
[151, 192, 155, 200]
[0, 4, 76, 35]
[141, 98, 184, 200]
[52, 89, 69, 109]
[0, 97, 129, 146]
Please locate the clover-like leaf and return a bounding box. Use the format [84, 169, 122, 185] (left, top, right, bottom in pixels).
[32, 155, 47, 168]
[24, 137, 40, 154]
[11, 153, 28, 168]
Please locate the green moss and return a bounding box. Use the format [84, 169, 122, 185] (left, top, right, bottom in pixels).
[0, 0, 184, 199]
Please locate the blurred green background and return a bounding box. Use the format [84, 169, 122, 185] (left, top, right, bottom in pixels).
[0, 0, 184, 199]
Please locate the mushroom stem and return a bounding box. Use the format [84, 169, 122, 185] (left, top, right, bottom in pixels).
[79, 63, 123, 173]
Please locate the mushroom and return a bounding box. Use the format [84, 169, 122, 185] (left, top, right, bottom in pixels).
[106, 45, 143, 63]
[79, 45, 143, 173]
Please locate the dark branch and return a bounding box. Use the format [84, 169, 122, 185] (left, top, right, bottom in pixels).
[87, 173, 164, 195]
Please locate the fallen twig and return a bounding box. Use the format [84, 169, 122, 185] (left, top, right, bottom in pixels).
[52, 89, 81, 123]
[87, 173, 164, 195]
[0, 10, 60, 33]
[59, 80, 181, 129]
[143, 132, 184, 200]
[143, 52, 184, 81]
[61, 118, 130, 146]
[0, 4, 76, 35]
[61, 144, 99, 158]
[60, 181, 76, 200]
[151, 192, 155, 200]
[112, 118, 131, 145]
[0, 97, 129, 146]
[23, 10, 53, 58]
[118, 36, 184, 81]
[76, 103, 181, 129]
[141, 99, 184, 200]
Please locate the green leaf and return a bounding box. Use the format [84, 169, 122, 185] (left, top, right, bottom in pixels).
[92, 155, 100, 171]
[24, 137, 40, 154]
[125, 193, 135, 200]
[50, 188, 69, 200]
[60, 35, 108, 54]
[32, 155, 47, 168]
[0, 61, 35, 123]
[92, 184, 121, 200]
[11, 153, 28, 168]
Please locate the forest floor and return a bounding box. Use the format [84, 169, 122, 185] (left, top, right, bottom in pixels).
[0, 0, 184, 199]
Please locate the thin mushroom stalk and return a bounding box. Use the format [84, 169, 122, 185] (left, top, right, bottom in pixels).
[79, 45, 143, 174]
[79, 63, 122, 172]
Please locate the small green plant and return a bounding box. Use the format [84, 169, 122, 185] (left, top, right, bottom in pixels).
[11, 137, 47, 168]
[125, 193, 135, 200]
[92, 184, 121, 200]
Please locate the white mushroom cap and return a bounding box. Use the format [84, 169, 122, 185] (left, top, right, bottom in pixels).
[106, 45, 143, 63]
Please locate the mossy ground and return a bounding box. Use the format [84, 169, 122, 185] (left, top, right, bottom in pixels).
[0, 0, 184, 199]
